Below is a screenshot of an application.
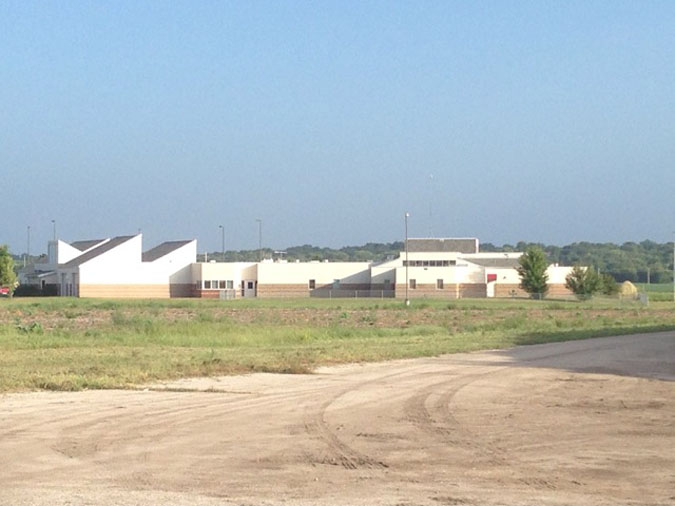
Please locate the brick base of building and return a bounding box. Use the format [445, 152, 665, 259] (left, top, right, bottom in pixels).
[494, 283, 572, 298]
[394, 283, 488, 299]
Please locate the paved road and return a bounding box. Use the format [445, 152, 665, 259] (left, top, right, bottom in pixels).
[2, 332, 674, 505]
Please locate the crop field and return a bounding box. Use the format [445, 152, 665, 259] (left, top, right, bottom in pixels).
[2, 296, 674, 392]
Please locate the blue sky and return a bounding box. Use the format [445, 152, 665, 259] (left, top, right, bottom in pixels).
[3, 1, 674, 254]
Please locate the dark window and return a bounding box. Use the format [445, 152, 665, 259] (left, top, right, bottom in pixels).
[219, 280, 227, 289]
[309, 279, 316, 289]
[204, 280, 211, 289]
[437, 279, 444, 289]
[410, 279, 417, 289]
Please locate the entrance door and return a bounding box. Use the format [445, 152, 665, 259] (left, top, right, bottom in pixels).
[243, 280, 257, 298]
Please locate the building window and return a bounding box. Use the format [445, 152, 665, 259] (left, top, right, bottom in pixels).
[211, 280, 218, 289]
[247, 281, 254, 289]
[437, 279, 444, 289]
[405, 259, 456, 267]
[203, 280, 211, 289]
[309, 279, 316, 289]
[409, 279, 417, 289]
[219, 280, 227, 289]
[226, 280, 234, 289]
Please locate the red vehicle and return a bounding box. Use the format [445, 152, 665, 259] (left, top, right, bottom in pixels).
[0, 286, 10, 297]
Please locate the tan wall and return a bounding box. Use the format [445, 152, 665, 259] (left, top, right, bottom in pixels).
[394, 282, 487, 299]
[494, 283, 572, 298]
[194, 289, 223, 299]
[79, 284, 170, 299]
[396, 283, 458, 299]
[256, 283, 373, 298]
[257, 284, 308, 298]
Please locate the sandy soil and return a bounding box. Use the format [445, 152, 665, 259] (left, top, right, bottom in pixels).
[1, 332, 674, 506]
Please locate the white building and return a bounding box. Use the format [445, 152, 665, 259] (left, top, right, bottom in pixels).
[20, 236, 574, 299]
[22, 234, 196, 298]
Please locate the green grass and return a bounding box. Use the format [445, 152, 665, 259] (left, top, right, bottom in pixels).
[636, 283, 674, 302]
[1, 296, 674, 392]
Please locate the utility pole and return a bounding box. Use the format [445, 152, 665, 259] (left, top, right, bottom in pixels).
[219, 225, 225, 261]
[256, 219, 262, 262]
[428, 174, 434, 237]
[51, 220, 56, 241]
[405, 212, 410, 306]
[25, 226, 30, 268]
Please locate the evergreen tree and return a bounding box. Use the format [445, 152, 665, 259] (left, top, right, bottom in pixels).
[517, 247, 549, 299]
[565, 265, 602, 299]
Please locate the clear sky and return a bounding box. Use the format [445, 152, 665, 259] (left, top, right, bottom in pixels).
[3, 1, 674, 255]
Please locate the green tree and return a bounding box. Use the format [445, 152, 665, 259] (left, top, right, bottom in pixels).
[517, 247, 549, 299]
[600, 273, 619, 295]
[565, 266, 602, 299]
[0, 245, 18, 297]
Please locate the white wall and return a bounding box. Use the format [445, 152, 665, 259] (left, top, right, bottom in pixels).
[193, 262, 257, 289]
[395, 262, 485, 284]
[484, 265, 574, 285]
[257, 262, 371, 285]
[78, 236, 197, 285]
[547, 266, 574, 284]
[370, 267, 396, 285]
[147, 241, 197, 284]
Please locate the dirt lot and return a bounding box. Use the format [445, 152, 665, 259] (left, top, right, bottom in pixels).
[1, 332, 674, 506]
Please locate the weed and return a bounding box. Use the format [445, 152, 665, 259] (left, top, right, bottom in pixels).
[16, 321, 43, 334]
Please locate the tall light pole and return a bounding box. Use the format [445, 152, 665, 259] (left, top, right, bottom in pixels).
[256, 219, 262, 262]
[51, 220, 56, 241]
[25, 226, 30, 268]
[672, 232, 674, 303]
[428, 173, 434, 237]
[405, 212, 410, 306]
[219, 225, 225, 261]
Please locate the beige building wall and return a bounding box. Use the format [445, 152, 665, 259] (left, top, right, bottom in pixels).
[79, 284, 170, 298]
[192, 262, 257, 297]
[490, 265, 574, 298]
[257, 261, 371, 297]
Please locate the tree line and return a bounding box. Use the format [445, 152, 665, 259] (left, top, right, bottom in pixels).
[201, 240, 674, 283]
[481, 240, 674, 283]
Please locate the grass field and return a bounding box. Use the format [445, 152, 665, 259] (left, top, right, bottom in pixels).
[637, 282, 675, 301]
[1, 296, 674, 392]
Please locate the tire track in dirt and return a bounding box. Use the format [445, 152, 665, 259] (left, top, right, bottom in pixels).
[302, 368, 421, 470]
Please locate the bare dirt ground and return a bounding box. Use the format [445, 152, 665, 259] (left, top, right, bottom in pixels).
[1, 332, 674, 506]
